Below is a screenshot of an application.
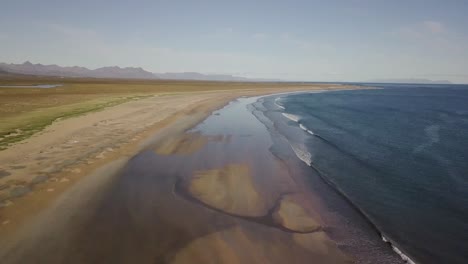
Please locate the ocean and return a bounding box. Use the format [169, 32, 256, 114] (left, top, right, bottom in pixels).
[262, 84, 468, 264]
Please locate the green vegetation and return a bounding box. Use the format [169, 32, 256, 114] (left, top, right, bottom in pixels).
[0, 75, 332, 150]
[0, 95, 151, 150]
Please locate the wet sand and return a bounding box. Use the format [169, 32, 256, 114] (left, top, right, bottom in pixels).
[0, 88, 323, 236]
[0, 88, 364, 263]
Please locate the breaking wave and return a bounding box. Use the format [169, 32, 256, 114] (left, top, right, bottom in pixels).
[281, 111, 316, 136]
[289, 143, 312, 166]
[382, 236, 417, 264]
[299, 123, 315, 135]
[289, 140, 418, 264]
[282, 113, 301, 122]
[274, 97, 285, 109]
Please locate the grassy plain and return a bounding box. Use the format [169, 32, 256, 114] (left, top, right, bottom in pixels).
[0, 75, 327, 150]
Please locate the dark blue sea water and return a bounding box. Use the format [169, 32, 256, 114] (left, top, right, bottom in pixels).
[274, 84, 468, 264]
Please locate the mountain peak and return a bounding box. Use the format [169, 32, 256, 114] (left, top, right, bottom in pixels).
[1, 62, 155, 79]
[0, 61, 279, 82]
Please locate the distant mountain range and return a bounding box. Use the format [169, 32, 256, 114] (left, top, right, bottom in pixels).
[0, 61, 155, 79]
[368, 78, 452, 84]
[153, 72, 280, 82]
[154, 72, 248, 81]
[0, 61, 279, 82]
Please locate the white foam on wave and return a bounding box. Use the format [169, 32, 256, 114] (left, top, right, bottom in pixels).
[290, 143, 312, 166]
[282, 113, 300, 122]
[274, 97, 285, 109]
[299, 123, 315, 135]
[381, 235, 417, 264]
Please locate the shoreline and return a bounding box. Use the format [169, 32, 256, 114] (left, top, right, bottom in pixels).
[266, 92, 417, 264]
[253, 93, 413, 263]
[42, 93, 350, 263]
[0, 84, 367, 263]
[0, 86, 362, 231]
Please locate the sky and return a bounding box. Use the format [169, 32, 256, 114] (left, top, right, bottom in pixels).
[1, 0, 468, 83]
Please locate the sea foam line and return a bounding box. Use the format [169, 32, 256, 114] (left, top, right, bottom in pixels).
[281, 109, 315, 135]
[274, 97, 285, 109]
[277, 93, 417, 264]
[289, 140, 418, 264]
[299, 123, 315, 135]
[381, 235, 418, 264]
[290, 143, 312, 166]
[289, 132, 417, 264]
[282, 113, 300, 122]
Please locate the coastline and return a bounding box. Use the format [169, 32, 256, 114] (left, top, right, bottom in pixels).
[0, 84, 368, 263]
[267, 91, 418, 264]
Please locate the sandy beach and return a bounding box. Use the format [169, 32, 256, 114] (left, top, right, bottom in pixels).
[0, 82, 363, 263]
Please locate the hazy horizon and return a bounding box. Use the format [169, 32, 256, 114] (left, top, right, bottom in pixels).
[1, 0, 468, 83]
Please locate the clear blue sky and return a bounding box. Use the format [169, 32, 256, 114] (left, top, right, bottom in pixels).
[1, 0, 468, 82]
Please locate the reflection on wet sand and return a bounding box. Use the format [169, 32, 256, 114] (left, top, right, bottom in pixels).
[0, 96, 352, 263]
[155, 133, 231, 156]
[177, 160, 350, 263]
[159, 96, 350, 263]
[155, 133, 209, 155]
[172, 225, 350, 264]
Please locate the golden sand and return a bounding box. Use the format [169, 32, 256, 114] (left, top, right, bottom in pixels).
[273, 195, 321, 232]
[188, 164, 268, 217]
